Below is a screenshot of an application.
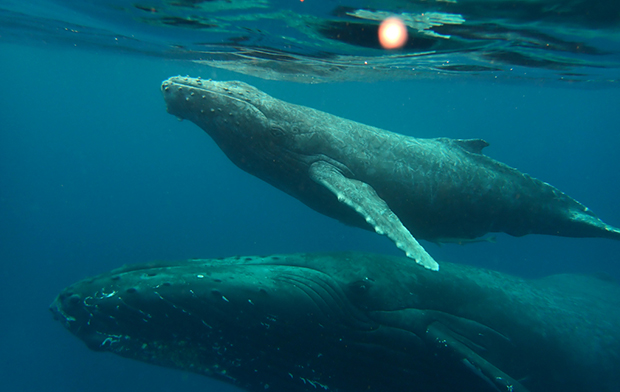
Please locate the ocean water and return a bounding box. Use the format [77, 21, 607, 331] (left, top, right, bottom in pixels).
[1, 1, 620, 391]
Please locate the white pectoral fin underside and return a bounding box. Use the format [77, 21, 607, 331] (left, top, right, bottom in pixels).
[309, 161, 439, 271]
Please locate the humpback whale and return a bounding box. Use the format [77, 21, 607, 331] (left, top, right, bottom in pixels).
[50, 252, 620, 392]
[161, 77, 620, 270]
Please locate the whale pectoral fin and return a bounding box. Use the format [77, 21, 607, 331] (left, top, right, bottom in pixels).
[309, 161, 439, 271]
[426, 322, 529, 392]
[372, 309, 528, 392]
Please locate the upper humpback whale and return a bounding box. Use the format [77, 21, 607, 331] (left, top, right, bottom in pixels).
[161, 76, 620, 270]
[50, 252, 620, 392]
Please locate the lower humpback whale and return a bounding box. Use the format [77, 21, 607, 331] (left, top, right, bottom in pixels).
[161, 77, 620, 270]
[50, 252, 620, 392]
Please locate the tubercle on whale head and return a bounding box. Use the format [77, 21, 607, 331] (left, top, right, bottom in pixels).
[161, 76, 267, 113]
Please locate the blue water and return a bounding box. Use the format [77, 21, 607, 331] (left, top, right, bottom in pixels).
[1, 40, 619, 391]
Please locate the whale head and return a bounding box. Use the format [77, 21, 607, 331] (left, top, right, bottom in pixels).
[48, 253, 397, 390]
[161, 77, 314, 173]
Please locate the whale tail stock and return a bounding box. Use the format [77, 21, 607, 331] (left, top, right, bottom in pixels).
[586, 218, 620, 241]
[604, 225, 620, 240]
[564, 208, 620, 241]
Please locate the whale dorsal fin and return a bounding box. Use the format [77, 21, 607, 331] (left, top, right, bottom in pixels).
[453, 139, 489, 154]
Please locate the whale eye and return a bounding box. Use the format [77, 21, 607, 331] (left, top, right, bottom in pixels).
[270, 126, 285, 137]
[348, 277, 374, 297]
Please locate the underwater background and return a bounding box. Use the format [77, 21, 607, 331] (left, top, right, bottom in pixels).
[1, 1, 620, 391]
